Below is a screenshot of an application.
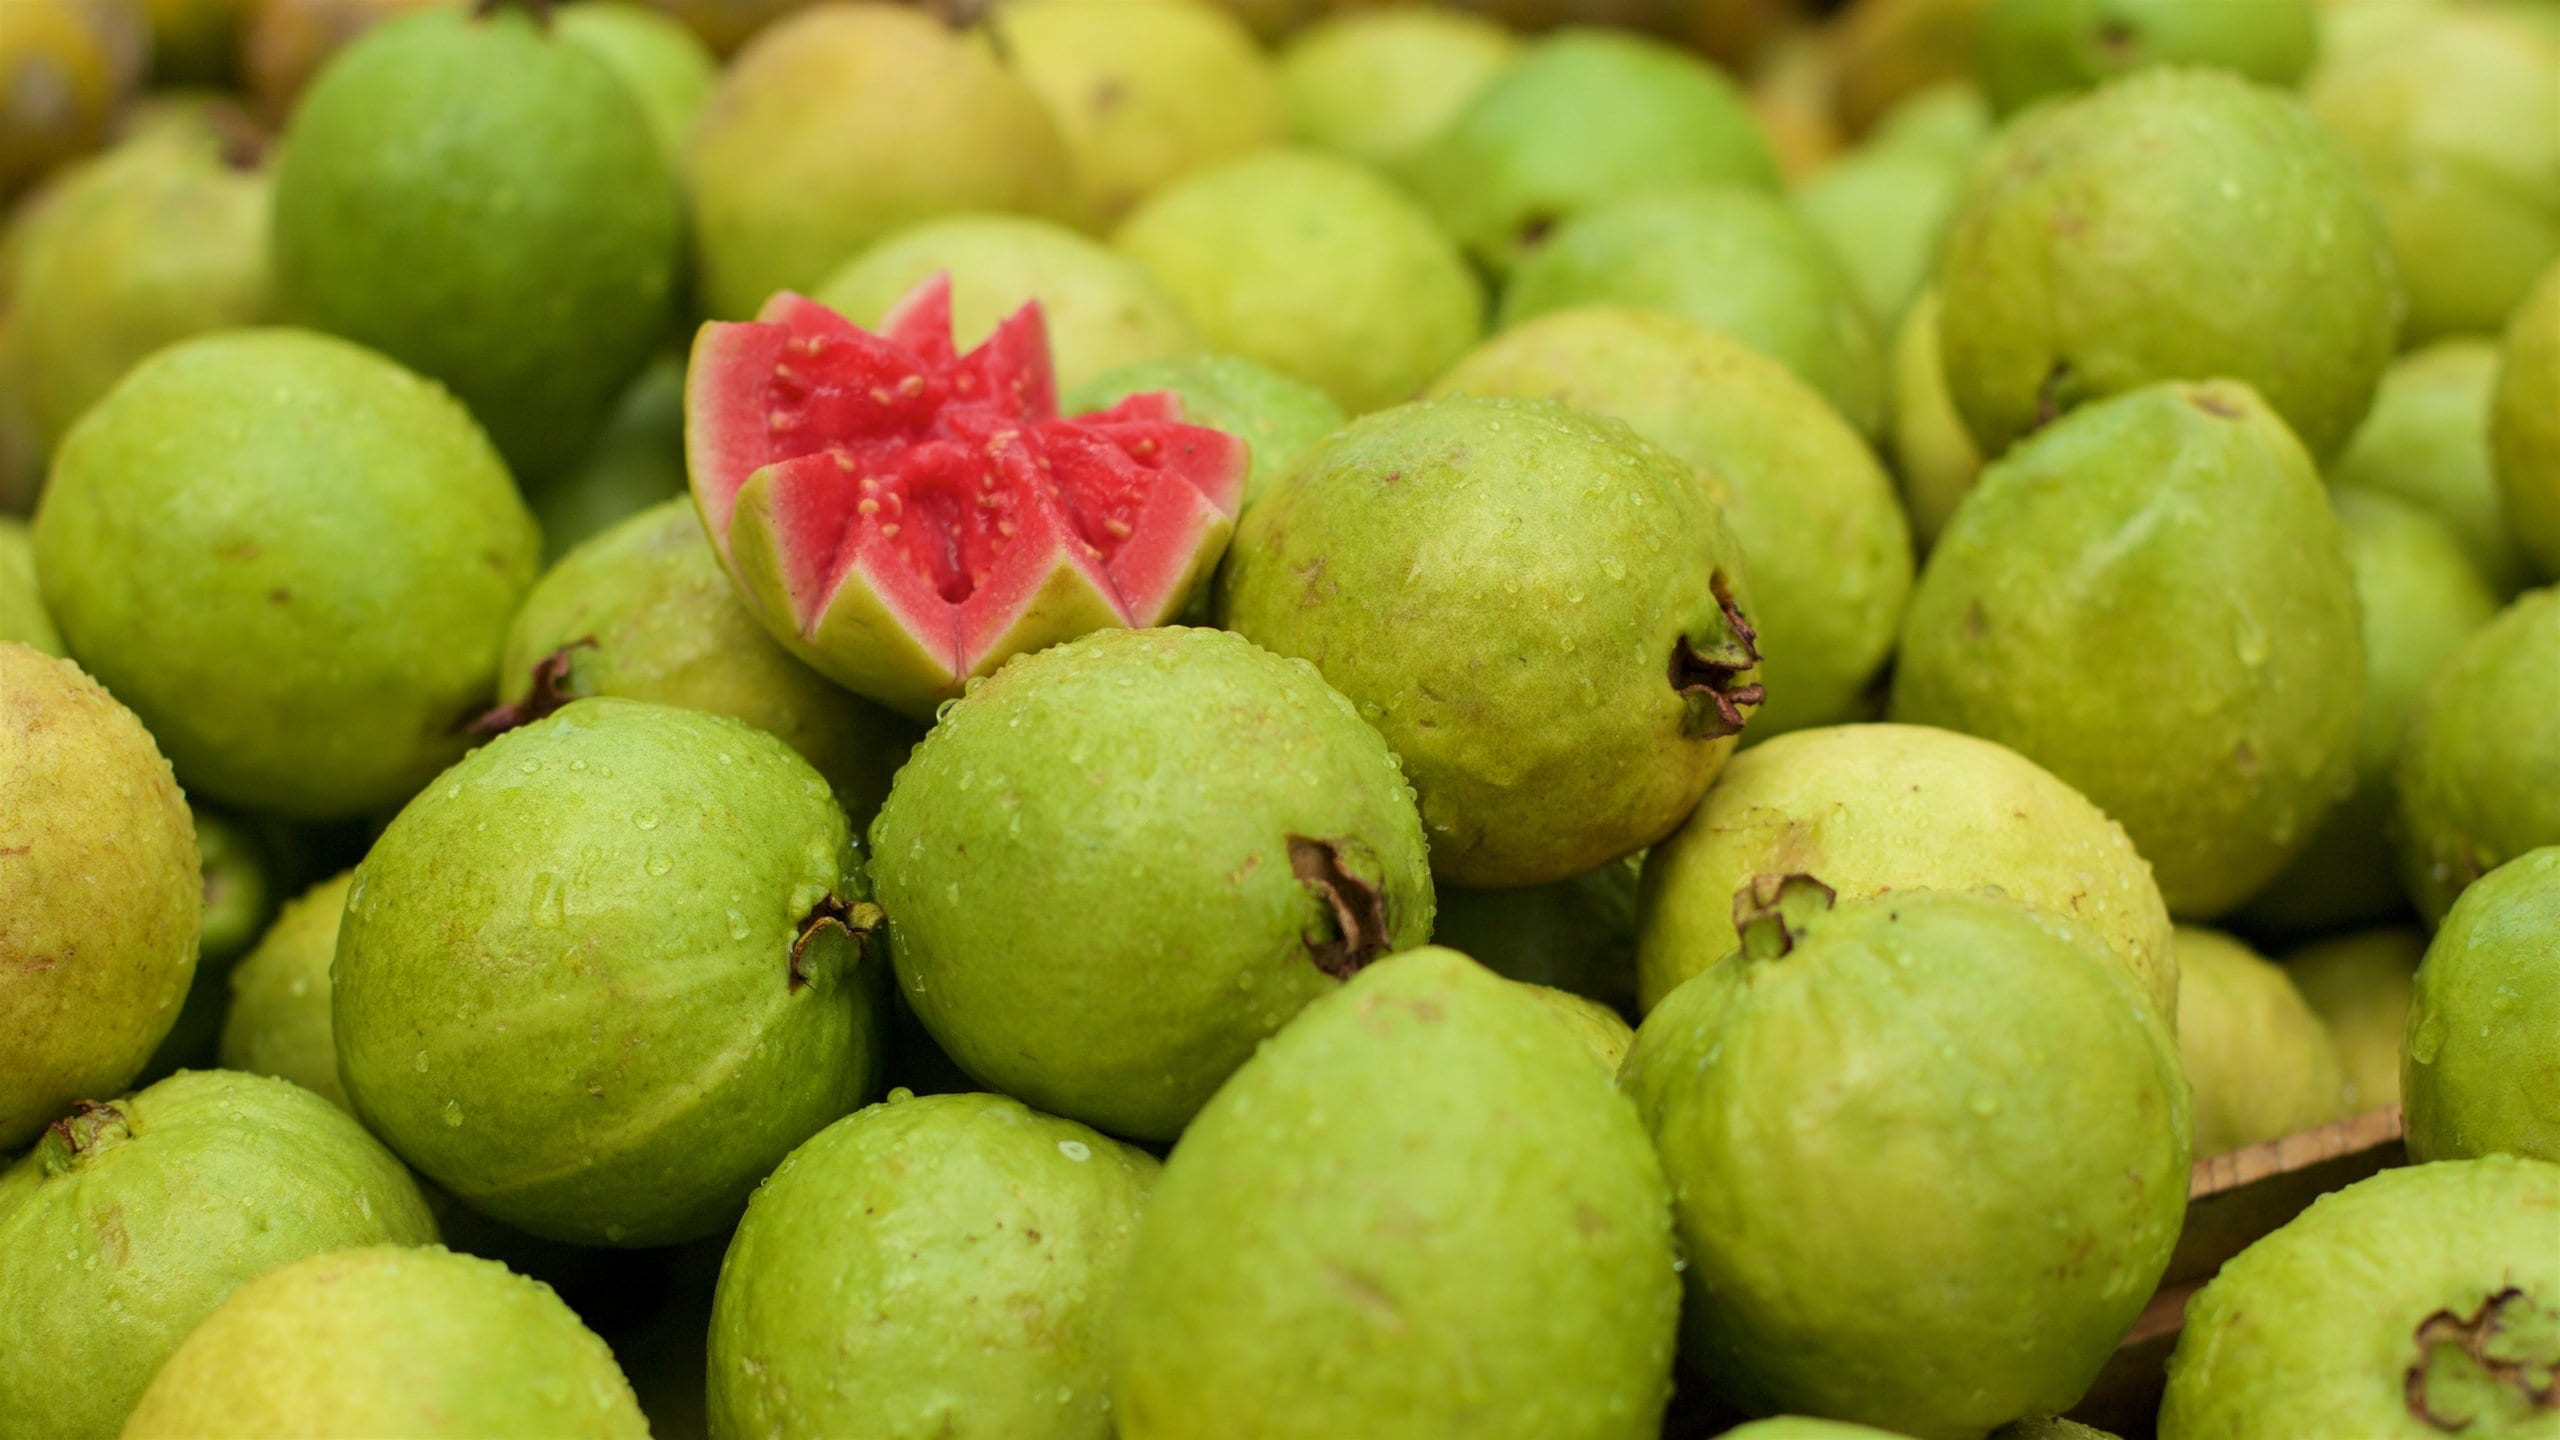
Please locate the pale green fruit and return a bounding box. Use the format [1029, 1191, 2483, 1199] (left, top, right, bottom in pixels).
[709, 1090, 1158, 1440]
[2284, 928, 2422, 1115]
[1724, 1420, 1912, 1440]
[1889, 289, 1985, 550]
[135, 808, 275, 1084]
[2161, 1156, 2560, 1438]
[2404, 847, 2560, 1163]
[554, 0, 718, 168]
[1976, 0, 2315, 114]
[1794, 140, 1968, 324]
[0, 1070, 438, 1440]
[2333, 339, 2533, 598]
[217, 870, 354, 1111]
[1634, 723, 2175, 1018]
[1432, 855, 1642, 1013]
[1114, 948, 1680, 1440]
[532, 356, 686, 563]
[1064, 351, 1346, 509]
[1864, 81, 1993, 168]
[1517, 980, 1633, 1072]
[1996, 1420, 2120, 1440]
[0, 516, 61, 653]
[1278, 8, 1518, 173]
[2394, 587, 2560, 921]
[122, 1245, 647, 1438]
[2494, 259, 2560, 580]
[2172, 927, 2348, 1158]
[1623, 885, 2188, 1440]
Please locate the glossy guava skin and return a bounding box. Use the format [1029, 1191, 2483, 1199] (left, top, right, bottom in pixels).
[1623, 888, 2188, 1440]
[2171, 927, 2345, 1158]
[1113, 948, 1680, 1440]
[335, 698, 881, 1246]
[1065, 351, 1347, 510]
[552, 1, 717, 168]
[1792, 138, 1969, 325]
[870, 626, 1433, 1141]
[2496, 260, 2560, 581]
[1975, 0, 2314, 115]
[2161, 1156, 2560, 1439]
[2335, 340, 2534, 599]
[1722, 1418, 1912, 1440]
[709, 1091, 1159, 1440]
[0, 1069, 439, 1440]
[1889, 288, 1987, 551]
[2284, 928, 2422, 1115]
[122, 1244, 648, 1439]
[2395, 588, 2560, 922]
[1277, 7, 1518, 174]
[217, 870, 354, 1111]
[2404, 848, 2560, 1164]
[0, 518, 62, 653]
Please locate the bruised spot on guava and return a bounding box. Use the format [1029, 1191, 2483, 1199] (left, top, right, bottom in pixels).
[789, 894, 881, 993]
[2405, 1287, 2560, 1431]
[466, 641, 596, 737]
[1289, 836, 1390, 980]
[2191, 389, 2244, 420]
[1671, 573, 1765, 739]
[1731, 872, 1838, 958]
[1515, 212, 1560, 252]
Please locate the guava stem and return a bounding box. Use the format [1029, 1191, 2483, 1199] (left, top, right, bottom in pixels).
[1290, 836, 1391, 980]
[1732, 874, 1837, 961]
[465, 641, 594, 738]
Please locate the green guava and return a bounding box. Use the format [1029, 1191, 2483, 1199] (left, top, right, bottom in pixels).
[532, 357, 688, 563]
[218, 870, 354, 1111]
[709, 1090, 1159, 1440]
[493, 496, 920, 830]
[1516, 978, 1634, 1073]
[1936, 68, 2402, 459]
[1623, 882, 2189, 1440]
[2395, 587, 2560, 921]
[1828, 0, 1990, 138]
[2334, 340, 2534, 598]
[1403, 28, 1777, 277]
[0, 1069, 439, 1440]
[813, 213, 1198, 390]
[2172, 926, 2348, 1158]
[1114, 947, 1679, 1439]
[684, 3, 1072, 319]
[1112, 148, 1483, 413]
[1432, 854, 1642, 1013]
[2284, 928, 2422, 1115]
[1633, 723, 2175, 1017]
[554, 0, 719, 169]
[1793, 139, 1968, 325]
[1889, 289, 1987, 550]
[1996, 1419, 2121, 1440]
[1722, 1418, 1911, 1440]
[1217, 396, 1765, 887]
[0, 516, 60, 653]
[2405, 847, 2560, 1163]
[870, 626, 1434, 1139]
[1500, 185, 1885, 438]
[32, 329, 541, 819]
[334, 698, 883, 1245]
[1277, 8, 1519, 173]
[0, 645, 198, 1151]
[2494, 259, 2560, 581]
[2160, 1155, 2560, 1438]
[1430, 305, 1912, 738]
[0, 0, 142, 195]
[135, 806, 276, 1083]
[236, 0, 443, 125]
[1063, 351, 1348, 509]
[1891, 381, 2365, 918]
[1865, 82, 1993, 166]
[1975, 0, 2315, 115]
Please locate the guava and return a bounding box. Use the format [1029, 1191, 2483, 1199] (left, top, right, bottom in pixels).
[1633, 723, 2175, 1017]
[1996, 1420, 2120, 1440]
[1792, 141, 1966, 327]
[2172, 927, 2348, 1158]
[1516, 978, 1634, 1072]
[1112, 147, 1483, 413]
[1722, 1418, 1911, 1440]
[218, 870, 355, 1111]
[32, 328, 541, 818]
[1889, 289, 1987, 550]
[1891, 381, 2365, 918]
[0, 1069, 439, 1440]
[2395, 587, 2560, 921]
[533, 357, 688, 562]
[1622, 882, 2188, 1440]
[0, 516, 60, 653]
[1936, 68, 2401, 460]
[684, 3, 1072, 319]
[2404, 847, 2560, 1164]
[1218, 396, 1766, 887]
[2307, 12, 2560, 345]
[646, 0, 803, 54]
[0, 645, 198, 1151]
[2284, 928, 2422, 1115]
[1746, 31, 1846, 184]
[1277, 8, 1519, 173]
[135, 807, 276, 1083]
[1403, 28, 1777, 277]
[1114, 947, 1680, 1439]
[813, 213, 1197, 391]
[871, 626, 1434, 1139]
[686, 279, 1246, 718]
[1500, 185, 1886, 439]
[239, 0, 442, 125]
[140, 0, 244, 85]
[554, 1, 719, 169]
[2160, 1155, 2560, 1438]
[1433, 854, 1642, 1013]
[1865, 81, 1993, 166]
[2494, 259, 2560, 580]
[1064, 351, 1347, 509]
[709, 1090, 1159, 1440]
[0, 0, 142, 194]
[1430, 305, 1912, 739]
[334, 698, 884, 1245]
[1975, 0, 2314, 115]
[2334, 340, 2533, 598]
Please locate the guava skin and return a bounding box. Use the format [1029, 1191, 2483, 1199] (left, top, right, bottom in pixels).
[2285, 928, 2422, 1115]
[122, 1244, 648, 1438]
[1722, 1419, 1911, 1440]
[533, 357, 687, 564]
[1792, 139, 1968, 326]
[1888, 289, 1986, 550]
[2496, 261, 2560, 581]
[1064, 351, 1348, 511]
[1433, 854, 1642, 1013]
[2395, 588, 2560, 922]
[2161, 1155, 2560, 1439]
[335, 698, 882, 1246]
[1277, 8, 1519, 174]
[1113, 948, 1680, 1440]
[1624, 885, 2188, 1440]
[1936, 68, 2402, 461]
[1892, 381, 2365, 919]
[2336, 340, 2534, 600]
[0, 645, 200, 1151]
[217, 870, 354, 1111]
[708, 1090, 1159, 1440]
[1218, 396, 1765, 888]
[2404, 848, 2560, 1164]
[0, 516, 62, 654]
[1974, 0, 2314, 115]
[1518, 980, 1635, 1072]
[869, 626, 1434, 1141]
[2171, 927, 2347, 1158]
[31, 328, 542, 820]
[135, 807, 277, 1083]
[553, 1, 718, 170]
[0, 1069, 439, 1440]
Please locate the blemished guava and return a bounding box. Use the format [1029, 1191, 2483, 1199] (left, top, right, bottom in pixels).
[1974, 0, 2314, 115]
[870, 626, 1435, 1140]
[1891, 381, 2365, 919]
[2334, 340, 2534, 599]
[122, 1244, 648, 1438]
[2285, 928, 2422, 1115]
[1634, 723, 2175, 1017]
[493, 496, 921, 831]
[813, 213, 1198, 390]
[533, 357, 687, 563]
[553, 0, 719, 169]
[218, 870, 354, 1111]
[2404, 848, 2560, 1164]
[1499, 185, 1885, 439]
[2160, 1155, 2560, 1438]
[2395, 587, 2560, 921]
[1623, 883, 2189, 1440]
[0, 517, 62, 654]
[1430, 305, 1912, 739]
[1404, 28, 1776, 277]
[2494, 259, 2560, 580]
[684, 3, 1072, 319]
[334, 698, 883, 1246]
[709, 1090, 1159, 1440]
[1792, 139, 1968, 326]
[0, 644, 198, 1151]
[1889, 289, 1987, 550]
[1064, 351, 1348, 509]
[1218, 396, 1765, 888]
[1433, 854, 1642, 1013]
[0, 1069, 439, 1440]
[1936, 68, 2402, 460]
[1112, 148, 1483, 414]
[1113, 948, 1680, 1439]
[2172, 927, 2348, 1158]
[31, 328, 541, 820]
[1277, 8, 1519, 173]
